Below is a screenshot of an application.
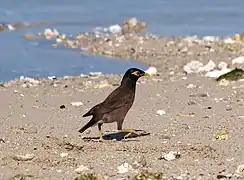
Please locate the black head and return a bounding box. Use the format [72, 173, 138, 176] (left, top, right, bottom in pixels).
[121, 68, 150, 83]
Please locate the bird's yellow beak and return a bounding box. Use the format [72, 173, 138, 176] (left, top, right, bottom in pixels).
[143, 72, 150, 76]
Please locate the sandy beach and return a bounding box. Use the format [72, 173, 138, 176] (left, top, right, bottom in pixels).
[1, 19, 244, 180]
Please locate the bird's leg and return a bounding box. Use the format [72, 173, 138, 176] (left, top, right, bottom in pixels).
[98, 123, 112, 143]
[117, 121, 140, 139]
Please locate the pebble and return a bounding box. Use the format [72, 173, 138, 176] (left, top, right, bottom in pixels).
[156, 110, 166, 116]
[71, 102, 84, 107]
[232, 56, 244, 65]
[117, 163, 133, 174]
[145, 66, 157, 76]
[108, 24, 122, 34]
[12, 153, 35, 161]
[60, 152, 68, 158]
[160, 151, 181, 161]
[183, 61, 204, 74]
[236, 164, 244, 174]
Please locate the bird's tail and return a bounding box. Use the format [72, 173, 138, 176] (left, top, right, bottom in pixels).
[78, 117, 97, 133]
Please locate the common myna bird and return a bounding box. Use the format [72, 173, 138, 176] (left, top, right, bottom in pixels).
[78, 68, 150, 141]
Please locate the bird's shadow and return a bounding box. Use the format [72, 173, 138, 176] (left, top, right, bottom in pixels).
[82, 129, 150, 142]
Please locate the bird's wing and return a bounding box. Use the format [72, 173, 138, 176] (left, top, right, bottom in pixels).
[83, 86, 134, 117]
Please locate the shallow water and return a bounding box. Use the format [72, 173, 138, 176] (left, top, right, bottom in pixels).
[0, 0, 243, 81]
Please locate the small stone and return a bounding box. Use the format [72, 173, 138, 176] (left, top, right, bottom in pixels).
[218, 62, 228, 70]
[117, 163, 133, 174]
[156, 110, 166, 116]
[12, 154, 35, 161]
[60, 153, 68, 158]
[183, 61, 204, 74]
[89, 72, 102, 76]
[236, 164, 244, 174]
[186, 84, 195, 88]
[159, 151, 181, 161]
[108, 24, 122, 34]
[71, 102, 83, 107]
[145, 66, 157, 76]
[60, 105, 66, 109]
[232, 56, 244, 65]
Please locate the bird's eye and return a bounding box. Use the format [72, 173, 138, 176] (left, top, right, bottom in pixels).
[131, 71, 140, 76]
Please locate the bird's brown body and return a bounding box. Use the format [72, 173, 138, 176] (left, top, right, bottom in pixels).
[78, 68, 149, 140]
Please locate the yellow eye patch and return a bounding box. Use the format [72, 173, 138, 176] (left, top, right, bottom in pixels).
[131, 71, 140, 76]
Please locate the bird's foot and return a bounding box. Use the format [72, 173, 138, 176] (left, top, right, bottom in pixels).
[119, 129, 147, 139]
[98, 132, 114, 143]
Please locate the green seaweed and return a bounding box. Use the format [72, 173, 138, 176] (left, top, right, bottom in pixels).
[132, 171, 163, 180]
[216, 68, 244, 81]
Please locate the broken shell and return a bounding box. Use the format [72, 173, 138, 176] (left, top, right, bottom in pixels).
[12, 154, 35, 161]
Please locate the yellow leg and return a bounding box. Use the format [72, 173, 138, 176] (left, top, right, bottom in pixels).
[98, 130, 113, 143]
[119, 129, 147, 139]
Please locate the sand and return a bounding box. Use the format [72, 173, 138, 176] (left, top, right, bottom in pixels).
[2, 19, 244, 180]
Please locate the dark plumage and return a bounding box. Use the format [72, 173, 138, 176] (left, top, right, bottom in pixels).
[78, 68, 149, 141]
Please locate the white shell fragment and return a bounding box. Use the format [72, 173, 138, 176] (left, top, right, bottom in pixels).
[183, 61, 204, 74]
[117, 163, 133, 174]
[232, 56, 244, 65]
[145, 66, 157, 76]
[71, 102, 84, 107]
[236, 164, 244, 174]
[161, 151, 181, 161]
[205, 68, 232, 78]
[156, 110, 166, 116]
[12, 153, 35, 161]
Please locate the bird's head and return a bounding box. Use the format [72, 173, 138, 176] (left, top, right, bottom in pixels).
[122, 68, 150, 82]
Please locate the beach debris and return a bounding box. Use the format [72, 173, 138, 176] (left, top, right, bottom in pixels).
[159, 151, 181, 161]
[218, 79, 230, 86]
[60, 152, 68, 158]
[186, 84, 196, 88]
[74, 165, 90, 174]
[122, 17, 146, 34]
[205, 68, 232, 78]
[203, 36, 219, 42]
[183, 60, 216, 74]
[183, 61, 204, 74]
[71, 102, 84, 107]
[232, 56, 244, 65]
[216, 68, 244, 81]
[236, 164, 244, 174]
[89, 72, 102, 77]
[215, 130, 229, 140]
[145, 66, 157, 76]
[44, 28, 59, 39]
[12, 153, 35, 161]
[108, 24, 122, 34]
[60, 105, 66, 109]
[20, 76, 40, 86]
[218, 62, 228, 70]
[232, 33, 244, 41]
[117, 162, 133, 174]
[156, 110, 166, 116]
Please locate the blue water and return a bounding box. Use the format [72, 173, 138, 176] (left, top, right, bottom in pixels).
[0, 0, 243, 82]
